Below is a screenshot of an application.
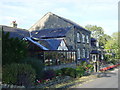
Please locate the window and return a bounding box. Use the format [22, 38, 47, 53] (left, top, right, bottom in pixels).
[86, 35, 89, 43]
[77, 33, 80, 42]
[87, 50, 89, 58]
[77, 49, 80, 59]
[82, 34, 85, 43]
[92, 55, 96, 62]
[82, 49, 85, 58]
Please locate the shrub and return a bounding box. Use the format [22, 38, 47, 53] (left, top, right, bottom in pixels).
[85, 64, 94, 73]
[55, 69, 62, 76]
[43, 69, 56, 80]
[61, 68, 76, 78]
[61, 68, 68, 75]
[76, 66, 85, 77]
[2, 31, 28, 65]
[2, 63, 36, 87]
[21, 57, 44, 79]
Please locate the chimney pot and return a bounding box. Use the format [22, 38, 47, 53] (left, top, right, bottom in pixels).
[12, 20, 17, 28]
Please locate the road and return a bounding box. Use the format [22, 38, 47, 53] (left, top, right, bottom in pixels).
[76, 68, 119, 88]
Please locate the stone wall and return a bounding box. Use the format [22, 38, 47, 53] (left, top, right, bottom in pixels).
[44, 62, 77, 70]
[29, 12, 73, 31]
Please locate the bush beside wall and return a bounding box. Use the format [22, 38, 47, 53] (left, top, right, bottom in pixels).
[2, 63, 36, 87]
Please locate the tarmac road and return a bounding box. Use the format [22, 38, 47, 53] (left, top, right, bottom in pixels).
[76, 68, 119, 88]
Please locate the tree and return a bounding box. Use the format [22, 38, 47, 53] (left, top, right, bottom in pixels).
[85, 25, 111, 48]
[105, 32, 120, 59]
[2, 31, 28, 65]
[98, 34, 112, 48]
[85, 25, 104, 38]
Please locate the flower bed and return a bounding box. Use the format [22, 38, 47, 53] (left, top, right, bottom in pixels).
[99, 64, 120, 71]
[34, 76, 71, 88]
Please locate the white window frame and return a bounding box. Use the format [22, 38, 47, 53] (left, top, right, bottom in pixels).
[77, 49, 80, 59]
[82, 34, 85, 43]
[82, 49, 85, 58]
[77, 33, 80, 42]
[87, 50, 89, 58]
[86, 35, 89, 43]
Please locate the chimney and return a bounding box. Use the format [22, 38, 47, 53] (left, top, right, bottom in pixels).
[12, 21, 17, 28]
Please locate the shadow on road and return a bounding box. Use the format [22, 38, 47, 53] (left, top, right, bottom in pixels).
[97, 72, 116, 78]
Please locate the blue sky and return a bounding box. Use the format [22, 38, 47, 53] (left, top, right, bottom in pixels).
[0, 0, 119, 35]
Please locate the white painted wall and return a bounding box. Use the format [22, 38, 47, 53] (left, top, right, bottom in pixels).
[58, 40, 68, 50]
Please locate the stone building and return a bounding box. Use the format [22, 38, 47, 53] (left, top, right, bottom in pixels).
[90, 38, 100, 72]
[29, 12, 91, 64]
[1, 12, 92, 69]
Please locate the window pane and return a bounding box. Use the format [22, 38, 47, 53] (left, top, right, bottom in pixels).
[82, 34, 85, 43]
[86, 35, 89, 43]
[77, 33, 80, 42]
[77, 49, 80, 59]
[83, 49, 85, 57]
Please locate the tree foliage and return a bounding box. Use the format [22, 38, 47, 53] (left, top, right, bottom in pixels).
[2, 31, 28, 65]
[85, 25, 104, 38]
[99, 34, 111, 48]
[85, 25, 111, 48]
[105, 32, 120, 59]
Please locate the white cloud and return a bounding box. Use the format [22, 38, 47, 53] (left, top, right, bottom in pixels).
[0, 0, 118, 34]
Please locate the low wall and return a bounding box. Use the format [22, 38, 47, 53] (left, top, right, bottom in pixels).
[44, 62, 77, 70]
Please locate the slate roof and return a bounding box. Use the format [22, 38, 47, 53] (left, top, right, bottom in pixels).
[39, 39, 62, 50]
[31, 27, 72, 39]
[1, 25, 30, 39]
[91, 38, 97, 42]
[25, 37, 49, 50]
[90, 50, 100, 54]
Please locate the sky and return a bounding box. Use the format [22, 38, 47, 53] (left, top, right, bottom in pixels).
[0, 0, 119, 35]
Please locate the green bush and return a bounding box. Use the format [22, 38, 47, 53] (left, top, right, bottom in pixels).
[2, 31, 28, 65]
[85, 64, 94, 73]
[61, 68, 76, 78]
[2, 63, 36, 87]
[76, 66, 85, 77]
[21, 57, 44, 79]
[55, 69, 62, 76]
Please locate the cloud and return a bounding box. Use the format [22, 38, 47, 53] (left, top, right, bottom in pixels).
[0, 0, 118, 35]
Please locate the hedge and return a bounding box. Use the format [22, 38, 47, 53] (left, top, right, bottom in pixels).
[2, 63, 36, 87]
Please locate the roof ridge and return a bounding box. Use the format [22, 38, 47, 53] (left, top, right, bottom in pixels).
[1, 25, 28, 31]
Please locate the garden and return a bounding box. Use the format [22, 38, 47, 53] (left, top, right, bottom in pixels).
[2, 31, 94, 88]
